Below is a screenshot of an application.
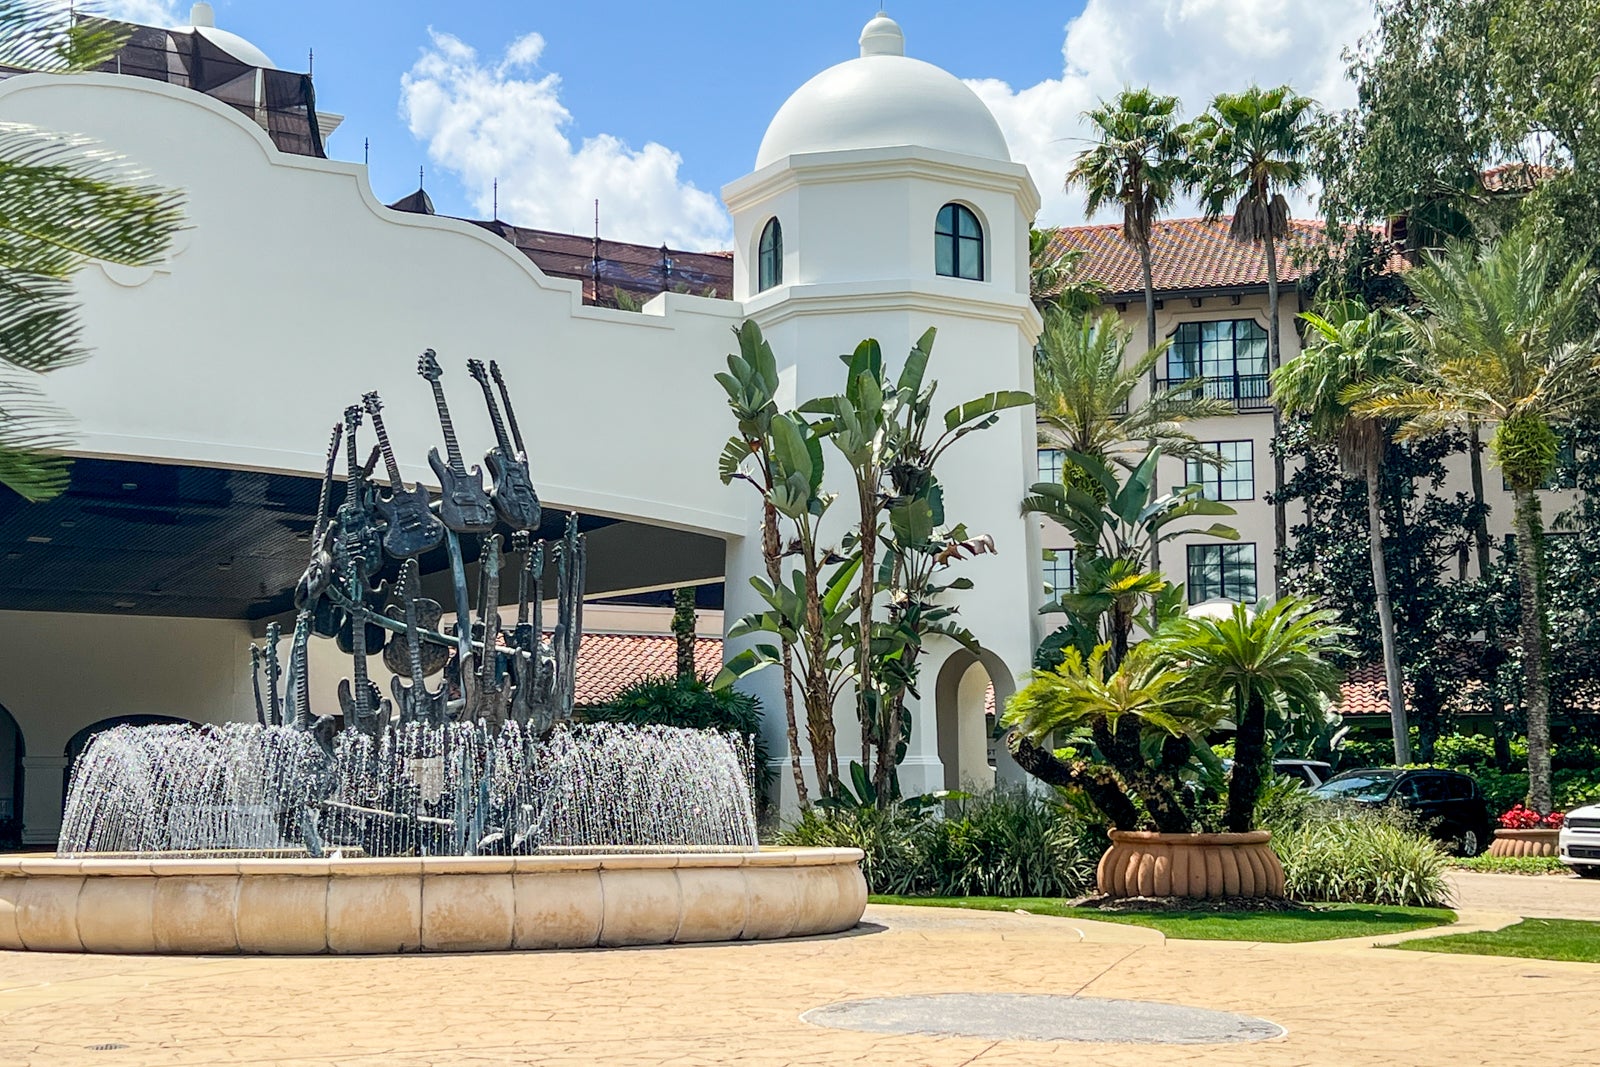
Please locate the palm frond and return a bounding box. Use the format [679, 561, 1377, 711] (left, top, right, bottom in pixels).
[0, 365, 70, 500]
[0, 3, 130, 74]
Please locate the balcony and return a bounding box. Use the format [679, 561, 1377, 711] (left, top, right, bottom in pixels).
[1155, 373, 1273, 413]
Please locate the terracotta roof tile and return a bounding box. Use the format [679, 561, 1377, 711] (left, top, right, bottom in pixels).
[573, 633, 724, 707]
[1046, 216, 1325, 298]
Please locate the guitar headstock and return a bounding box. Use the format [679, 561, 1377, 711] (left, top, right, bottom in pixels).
[361, 391, 383, 418]
[466, 358, 489, 384]
[511, 529, 529, 553]
[343, 404, 363, 431]
[489, 360, 507, 386]
[417, 348, 443, 382]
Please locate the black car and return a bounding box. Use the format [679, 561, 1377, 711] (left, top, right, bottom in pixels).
[1309, 767, 1495, 855]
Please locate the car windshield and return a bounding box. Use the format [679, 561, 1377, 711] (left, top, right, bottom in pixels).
[1311, 774, 1396, 801]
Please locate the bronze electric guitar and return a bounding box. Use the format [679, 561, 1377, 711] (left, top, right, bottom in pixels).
[250, 644, 267, 726]
[466, 359, 540, 531]
[336, 561, 390, 737]
[416, 350, 496, 534]
[470, 533, 510, 727]
[296, 422, 343, 615]
[389, 559, 450, 725]
[505, 530, 545, 728]
[334, 405, 384, 579]
[382, 571, 448, 679]
[263, 621, 283, 727]
[362, 391, 445, 559]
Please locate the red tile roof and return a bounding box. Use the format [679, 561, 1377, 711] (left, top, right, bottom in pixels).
[1479, 163, 1554, 193]
[573, 633, 724, 707]
[1046, 216, 1326, 299]
[1334, 661, 1390, 717]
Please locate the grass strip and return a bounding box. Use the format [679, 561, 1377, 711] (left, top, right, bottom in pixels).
[870, 894, 1456, 942]
[1447, 855, 1568, 875]
[1391, 917, 1600, 963]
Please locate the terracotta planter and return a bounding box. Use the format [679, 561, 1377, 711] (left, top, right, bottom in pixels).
[1097, 830, 1287, 900]
[1487, 828, 1560, 858]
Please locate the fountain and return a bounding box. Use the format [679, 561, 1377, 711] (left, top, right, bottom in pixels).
[0, 353, 865, 953]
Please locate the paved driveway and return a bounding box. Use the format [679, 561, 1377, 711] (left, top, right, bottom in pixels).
[1447, 869, 1600, 919]
[0, 903, 1594, 1067]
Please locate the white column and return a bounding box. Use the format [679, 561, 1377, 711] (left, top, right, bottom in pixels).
[20, 755, 67, 846]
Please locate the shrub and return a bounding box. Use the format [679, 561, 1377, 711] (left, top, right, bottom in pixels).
[776, 790, 1100, 898]
[1260, 791, 1450, 908]
[582, 673, 770, 782]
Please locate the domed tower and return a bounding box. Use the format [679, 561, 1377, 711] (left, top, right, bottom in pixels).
[723, 14, 1043, 805]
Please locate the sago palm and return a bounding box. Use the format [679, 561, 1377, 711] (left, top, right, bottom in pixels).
[1355, 231, 1600, 814]
[1273, 299, 1412, 764]
[1190, 84, 1318, 582]
[1164, 598, 1347, 832]
[0, 3, 184, 500]
[1034, 306, 1231, 471]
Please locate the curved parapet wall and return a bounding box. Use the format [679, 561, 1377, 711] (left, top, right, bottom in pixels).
[0, 849, 867, 954]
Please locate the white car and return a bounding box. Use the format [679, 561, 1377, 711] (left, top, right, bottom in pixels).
[1558, 803, 1600, 878]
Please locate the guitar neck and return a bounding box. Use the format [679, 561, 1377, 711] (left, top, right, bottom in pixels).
[370, 412, 406, 488]
[491, 364, 528, 456]
[403, 563, 426, 685]
[348, 570, 371, 715]
[516, 543, 532, 626]
[343, 416, 365, 498]
[313, 424, 342, 540]
[428, 380, 468, 475]
[473, 371, 515, 455]
[291, 611, 312, 725]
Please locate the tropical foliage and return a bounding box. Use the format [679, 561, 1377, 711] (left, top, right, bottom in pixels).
[0, 3, 184, 500]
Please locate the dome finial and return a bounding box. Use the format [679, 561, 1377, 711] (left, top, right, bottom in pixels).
[859, 12, 904, 57]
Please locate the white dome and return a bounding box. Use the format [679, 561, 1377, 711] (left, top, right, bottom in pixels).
[755, 15, 1010, 170]
[175, 4, 276, 69]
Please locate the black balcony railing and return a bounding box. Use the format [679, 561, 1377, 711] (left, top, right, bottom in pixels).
[1156, 373, 1273, 413]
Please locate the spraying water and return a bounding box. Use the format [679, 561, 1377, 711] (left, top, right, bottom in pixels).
[58, 720, 758, 857]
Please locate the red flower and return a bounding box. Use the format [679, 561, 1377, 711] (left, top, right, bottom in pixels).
[1498, 804, 1565, 829]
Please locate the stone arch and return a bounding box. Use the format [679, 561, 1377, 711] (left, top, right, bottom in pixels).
[0, 702, 23, 847]
[932, 647, 1018, 793]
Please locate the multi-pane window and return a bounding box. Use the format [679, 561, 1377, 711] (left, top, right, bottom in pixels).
[1038, 448, 1064, 485]
[1185, 441, 1254, 500]
[1043, 546, 1076, 597]
[757, 218, 783, 291]
[935, 203, 984, 280]
[1164, 319, 1271, 408]
[1187, 543, 1258, 603]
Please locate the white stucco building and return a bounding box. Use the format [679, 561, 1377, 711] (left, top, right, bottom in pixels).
[0, 11, 1045, 841]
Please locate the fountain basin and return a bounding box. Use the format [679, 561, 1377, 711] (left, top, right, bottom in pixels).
[0, 848, 867, 954]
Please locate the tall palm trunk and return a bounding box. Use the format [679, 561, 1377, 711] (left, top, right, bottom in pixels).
[1512, 487, 1552, 813]
[762, 499, 808, 809]
[1226, 691, 1267, 832]
[1468, 422, 1492, 579]
[1466, 421, 1513, 771]
[1138, 239, 1160, 572]
[1263, 230, 1287, 595]
[1366, 457, 1409, 765]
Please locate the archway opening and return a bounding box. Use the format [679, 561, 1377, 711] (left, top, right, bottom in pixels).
[0, 703, 23, 850]
[63, 714, 193, 798]
[933, 650, 1016, 793]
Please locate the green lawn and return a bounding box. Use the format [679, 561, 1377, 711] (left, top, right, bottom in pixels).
[1447, 855, 1568, 875]
[870, 895, 1455, 942]
[1392, 918, 1600, 963]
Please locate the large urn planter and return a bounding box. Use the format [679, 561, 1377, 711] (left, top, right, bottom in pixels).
[1487, 828, 1561, 858]
[1097, 830, 1287, 900]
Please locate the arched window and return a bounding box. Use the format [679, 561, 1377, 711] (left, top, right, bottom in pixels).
[757, 218, 783, 291]
[935, 203, 983, 280]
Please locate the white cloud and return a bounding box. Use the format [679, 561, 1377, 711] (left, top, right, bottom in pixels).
[968, 0, 1375, 227]
[401, 30, 731, 250]
[72, 0, 183, 25]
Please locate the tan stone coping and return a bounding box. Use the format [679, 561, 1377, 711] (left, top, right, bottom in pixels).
[0, 847, 868, 955]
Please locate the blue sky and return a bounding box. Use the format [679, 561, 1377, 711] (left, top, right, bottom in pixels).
[104, 1, 1375, 249]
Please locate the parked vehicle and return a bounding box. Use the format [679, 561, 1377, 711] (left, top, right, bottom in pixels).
[1309, 767, 1494, 856]
[1273, 759, 1333, 788]
[1559, 803, 1600, 878]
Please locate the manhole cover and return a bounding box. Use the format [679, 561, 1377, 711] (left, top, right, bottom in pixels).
[802, 993, 1284, 1045]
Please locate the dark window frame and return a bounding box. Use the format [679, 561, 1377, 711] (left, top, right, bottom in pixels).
[1186, 440, 1254, 501]
[1038, 448, 1064, 485]
[1186, 542, 1258, 604]
[935, 203, 984, 281]
[1160, 319, 1272, 411]
[1043, 545, 1077, 597]
[757, 217, 783, 292]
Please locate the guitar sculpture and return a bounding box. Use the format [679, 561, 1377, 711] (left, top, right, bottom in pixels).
[417, 349, 496, 534]
[390, 559, 450, 725]
[466, 359, 540, 531]
[334, 405, 384, 580]
[296, 422, 343, 615]
[336, 559, 390, 737]
[263, 621, 283, 727]
[382, 569, 448, 679]
[505, 530, 547, 729]
[469, 533, 510, 728]
[362, 391, 446, 559]
[250, 645, 267, 726]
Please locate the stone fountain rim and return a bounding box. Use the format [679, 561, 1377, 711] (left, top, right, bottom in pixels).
[0, 847, 865, 878]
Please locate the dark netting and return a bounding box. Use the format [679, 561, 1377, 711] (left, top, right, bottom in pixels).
[466, 221, 734, 307]
[4, 17, 333, 160]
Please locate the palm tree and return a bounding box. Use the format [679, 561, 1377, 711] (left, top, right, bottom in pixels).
[1356, 232, 1600, 814]
[1033, 306, 1232, 472]
[1028, 229, 1103, 314]
[1190, 85, 1319, 587]
[0, 5, 184, 501]
[1165, 598, 1347, 832]
[1272, 299, 1412, 764]
[1066, 88, 1189, 358]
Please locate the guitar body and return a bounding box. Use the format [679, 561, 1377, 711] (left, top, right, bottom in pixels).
[382, 597, 448, 677]
[484, 449, 542, 530]
[391, 674, 449, 726]
[337, 677, 389, 735]
[334, 501, 384, 579]
[428, 447, 496, 534]
[374, 482, 446, 559]
[335, 580, 389, 655]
